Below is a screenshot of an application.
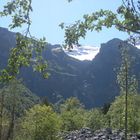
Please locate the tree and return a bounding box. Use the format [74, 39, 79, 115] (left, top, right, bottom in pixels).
[0, 0, 49, 84]
[85, 109, 105, 130]
[59, 97, 86, 131]
[5, 79, 39, 140]
[60, 97, 84, 112]
[116, 43, 139, 138]
[0, 88, 7, 140]
[117, 45, 130, 139]
[17, 105, 61, 140]
[1, 1, 140, 139]
[0, 79, 40, 140]
[62, 0, 140, 49]
[0, 1, 139, 80]
[61, 1, 140, 139]
[0, 2, 49, 138]
[60, 108, 86, 131]
[107, 94, 140, 133]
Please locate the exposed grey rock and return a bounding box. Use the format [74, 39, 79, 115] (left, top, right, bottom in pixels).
[63, 128, 140, 140]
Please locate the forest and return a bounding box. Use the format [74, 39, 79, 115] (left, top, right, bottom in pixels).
[0, 0, 140, 140]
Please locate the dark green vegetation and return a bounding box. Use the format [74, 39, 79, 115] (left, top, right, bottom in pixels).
[0, 79, 40, 140]
[1, 0, 140, 139]
[0, 90, 140, 140]
[1, 27, 140, 139]
[63, 1, 140, 139]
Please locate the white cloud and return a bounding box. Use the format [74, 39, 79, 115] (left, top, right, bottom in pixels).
[64, 45, 100, 61]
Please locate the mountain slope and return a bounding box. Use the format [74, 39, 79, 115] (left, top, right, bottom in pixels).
[82, 38, 140, 107]
[0, 27, 89, 104]
[20, 44, 89, 103]
[1, 27, 140, 107]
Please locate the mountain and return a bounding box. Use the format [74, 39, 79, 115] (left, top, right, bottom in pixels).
[0, 28, 16, 67]
[1, 27, 140, 108]
[0, 27, 89, 104]
[64, 45, 100, 61]
[20, 44, 89, 104]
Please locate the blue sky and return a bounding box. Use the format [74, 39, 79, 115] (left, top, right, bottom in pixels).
[1, 0, 129, 47]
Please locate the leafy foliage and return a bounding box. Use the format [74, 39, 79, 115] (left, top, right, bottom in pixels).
[0, 0, 32, 29]
[0, 0, 49, 83]
[62, 0, 140, 48]
[107, 94, 140, 132]
[59, 97, 86, 131]
[0, 79, 39, 140]
[17, 105, 61, 140]
[3, 79, 40, 116]
[85, 109, 105, 130]
[1, 0, 140, 139]
[60, 97, 84, 112]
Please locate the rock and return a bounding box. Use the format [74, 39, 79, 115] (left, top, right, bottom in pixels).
[136, 134, 140, 139]
[106, 128, 112, 134]
[62, 128, 140, 140]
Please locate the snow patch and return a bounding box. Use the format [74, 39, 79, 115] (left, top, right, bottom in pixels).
[136, 45, 140, 49]
[64, 45, 100, 61]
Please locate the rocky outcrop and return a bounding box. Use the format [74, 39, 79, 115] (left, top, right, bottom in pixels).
[62, 128, 140, 140]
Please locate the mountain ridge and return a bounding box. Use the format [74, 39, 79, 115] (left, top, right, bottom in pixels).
[1, 27, 140, 108]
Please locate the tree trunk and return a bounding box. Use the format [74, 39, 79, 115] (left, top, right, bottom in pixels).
[0, 91, 4, 140]
[6, 82, 16, 140]
[125, 60, 128, 140]
[6, 106, 15, 140]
